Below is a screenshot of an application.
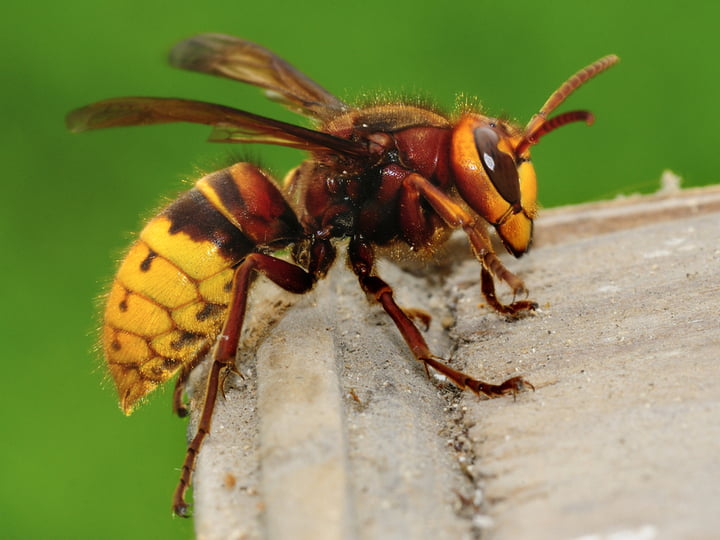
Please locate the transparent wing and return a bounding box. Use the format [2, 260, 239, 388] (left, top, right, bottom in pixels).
[66, 97, 368, 156]
[169, 33, 348, 121]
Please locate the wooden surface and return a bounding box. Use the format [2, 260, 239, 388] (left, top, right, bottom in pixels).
[187, 184, 720, 540]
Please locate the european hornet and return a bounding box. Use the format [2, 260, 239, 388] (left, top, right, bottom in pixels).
[67, 34, 618, 516]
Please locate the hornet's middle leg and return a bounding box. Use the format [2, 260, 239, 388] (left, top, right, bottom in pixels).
[348, 236, 532, 397]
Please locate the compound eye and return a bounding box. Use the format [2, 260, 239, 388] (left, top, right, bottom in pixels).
[473, 127, 520, 206]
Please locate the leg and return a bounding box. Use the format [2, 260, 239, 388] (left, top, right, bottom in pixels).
[172, 348, 242, 418]
[348, 237, 532, 397]
[172, 252, 317, 517]
[402, 307, 431, 332]
[403, 173, 535, 316]
[172, 362, 195, 418]
[481, 266, 537, 315]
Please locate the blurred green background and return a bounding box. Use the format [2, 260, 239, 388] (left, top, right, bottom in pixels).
[2, 0, 717, 538]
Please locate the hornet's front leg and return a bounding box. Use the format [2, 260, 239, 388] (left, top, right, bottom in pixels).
[403, 173, 537, 315]
[402, 173, 536, 316]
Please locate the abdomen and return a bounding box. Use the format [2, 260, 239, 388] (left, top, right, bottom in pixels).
[102, 163, 302, 413]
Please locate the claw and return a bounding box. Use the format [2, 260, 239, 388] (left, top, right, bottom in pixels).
[229, 362, 245, 379]
[497, 375, 535, 400]
[481, 266, 536, 316]
[464, 374, 534, 398]
[219, 363, 243, 400]
[174, 403, 189, 419]
[173, 500, 191, 518]
[507, 299, 538, 315]
[423, 357, 533, 400]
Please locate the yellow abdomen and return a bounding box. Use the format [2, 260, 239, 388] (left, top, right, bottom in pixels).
[104, 214, 236, 414]
[102, 163, 303, 413]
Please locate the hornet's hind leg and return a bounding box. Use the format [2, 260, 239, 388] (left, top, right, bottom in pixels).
[172, 252, 318, 517]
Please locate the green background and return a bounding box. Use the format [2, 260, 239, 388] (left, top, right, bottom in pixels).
[2, 0, 717, 538]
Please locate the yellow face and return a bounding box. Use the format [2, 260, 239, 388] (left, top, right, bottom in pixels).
[450, 113, 538, 257]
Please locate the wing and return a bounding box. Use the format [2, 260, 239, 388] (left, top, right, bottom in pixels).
[169, 33, 348, 121]
[65, 97, 368, 156]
